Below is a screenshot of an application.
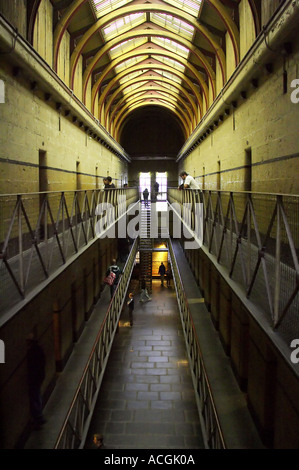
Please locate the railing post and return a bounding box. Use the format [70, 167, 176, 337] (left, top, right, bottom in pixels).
[18, 195, 24, 294]
[274, 196, 281, 326]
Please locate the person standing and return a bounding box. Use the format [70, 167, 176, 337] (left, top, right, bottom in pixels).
[106, 259, 122, 299]
[179, 171, 200, 190]
[103, 177, 110, 188]
[26, 333, 46, 428]
[127, 292, 135, 326]
[139, 278, 151, 302]
[158, 262, 166, 286]
[179, 171, 203, 202]
[107, 176, 116, 188]
[153, 181, 159, 201]
[143, 188, 149, 206]
[166, 266, 172, 288]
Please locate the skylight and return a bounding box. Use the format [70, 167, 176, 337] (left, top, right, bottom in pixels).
[90, 0, 132, 18]
[158, 70, 182, 84]
[162, 0, 203, 18]
[151, 13, 194, 41]
[109, 38, 147, 59]
[119, 70, 145, 85]
[102, 13, 146, 40]
[115, 57, 145, 74]
[151, 37, 189, 58]
[154, 56, 185, 73]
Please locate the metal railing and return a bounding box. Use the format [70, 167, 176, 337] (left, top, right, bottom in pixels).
[54, 238, 138, 449]
[168, 237, 225, 449]
[168, 188, 299, 346]
[0, 188, 138, 315]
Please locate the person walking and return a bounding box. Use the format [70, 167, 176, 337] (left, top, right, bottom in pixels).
[127, 292, 135, 326]
[158, 262, 166, 286]
[143, 188, 149, 206]
[106, 259, 122, 299]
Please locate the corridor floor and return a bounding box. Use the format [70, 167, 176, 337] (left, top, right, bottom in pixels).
[84, 280, 205, 450]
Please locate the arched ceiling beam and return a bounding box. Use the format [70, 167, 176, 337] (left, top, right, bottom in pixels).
[109, 85, 195, 131]
[247, 0, 261, 36]
[99, 75, 200, 129]
[53, 0, 88, 70]
[207, 0, 240, 65]
[110, 94, 191, 137]
[91, 46, 209, 113]
[101, 63, 203, 128]
[109, 92, 192, 136]
[27, 0, 43, 44]
[114, 102, 189, 142]
[68, 4, 226, 83]
[54, 0, 239, 79]
[80, 28, 216, 104]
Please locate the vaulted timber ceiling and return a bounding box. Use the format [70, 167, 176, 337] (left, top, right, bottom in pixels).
[50, 0, 259, 141]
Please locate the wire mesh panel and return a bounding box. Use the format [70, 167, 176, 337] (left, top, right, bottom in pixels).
[167, 188, 299, 352]
[0, 188, 139, 316]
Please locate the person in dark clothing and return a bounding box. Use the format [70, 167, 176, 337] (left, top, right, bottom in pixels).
[107, 176, 116, 188]
[166, 266, 172, 287]
[103, 177, 115, 189]
[106, 259, 122, 299]
[153, 181, 159, 201]
[158, 262, 166, 286]
[103, 177, 110, 188]
[26, 334, 46, 427]
[143, 188, 149, 206]
[127, 292, 134, 326]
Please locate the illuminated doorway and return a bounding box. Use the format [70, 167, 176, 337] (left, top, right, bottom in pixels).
[155, 172, 167, 200]
[139, 172, 151, 199]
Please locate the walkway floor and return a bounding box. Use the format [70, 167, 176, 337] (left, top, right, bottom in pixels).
[84, 280, 205, 450]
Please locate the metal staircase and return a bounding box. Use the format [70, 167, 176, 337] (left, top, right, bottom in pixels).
[139, 200, 153, 293]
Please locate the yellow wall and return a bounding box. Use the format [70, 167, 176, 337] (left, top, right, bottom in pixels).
[0, 62, 127, 194]
[179, 30, 299, 194]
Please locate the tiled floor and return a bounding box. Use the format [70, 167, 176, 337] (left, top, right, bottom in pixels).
[84, 280, 205, 449]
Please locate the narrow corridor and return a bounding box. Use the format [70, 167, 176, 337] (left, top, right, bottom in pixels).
[85, 280, 204, 449]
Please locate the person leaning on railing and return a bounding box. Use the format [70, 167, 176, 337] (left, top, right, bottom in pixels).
[178, 171, 203, 202]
